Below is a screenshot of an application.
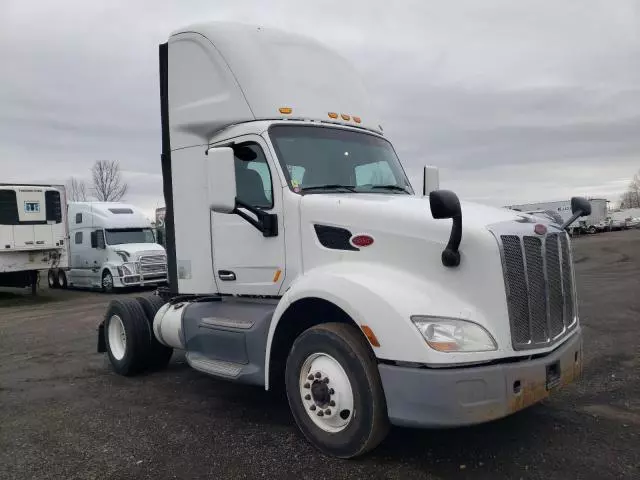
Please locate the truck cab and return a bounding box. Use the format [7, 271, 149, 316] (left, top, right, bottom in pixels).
[54, 202, 167, 291]
[98, 22, 590, 458]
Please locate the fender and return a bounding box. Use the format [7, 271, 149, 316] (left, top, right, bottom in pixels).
[264, 262, 497, 390]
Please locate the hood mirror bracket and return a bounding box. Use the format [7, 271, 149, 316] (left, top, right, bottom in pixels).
[429, 190, 462, 268]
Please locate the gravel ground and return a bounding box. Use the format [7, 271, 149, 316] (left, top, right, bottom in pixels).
[1, 231, 639, 479]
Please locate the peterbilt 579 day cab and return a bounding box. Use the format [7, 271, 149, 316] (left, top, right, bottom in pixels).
[98, 22, 591, 458]
[0, 184, 68, 294]
[50, 202, 167, 291]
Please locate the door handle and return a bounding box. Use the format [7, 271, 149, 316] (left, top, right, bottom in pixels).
[218, 270, 236, 281]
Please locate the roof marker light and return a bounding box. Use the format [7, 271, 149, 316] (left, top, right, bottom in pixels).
[279, 107, 292, 114]
[341, 114, 351, 121]
[328, 112, 338, 119]
[353, 116, 361, 123]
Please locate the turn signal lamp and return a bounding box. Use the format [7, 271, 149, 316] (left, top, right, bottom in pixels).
[279, 107, 292, 114]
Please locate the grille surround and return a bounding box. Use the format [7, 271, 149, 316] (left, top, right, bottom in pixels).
[492, 225, 577, 351]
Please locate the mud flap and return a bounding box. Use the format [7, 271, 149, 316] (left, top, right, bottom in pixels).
[97, 322, 106, 353]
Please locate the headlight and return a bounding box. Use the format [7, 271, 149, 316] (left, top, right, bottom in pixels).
[411, 316, 497, 352]
[121, 263, 134, 275]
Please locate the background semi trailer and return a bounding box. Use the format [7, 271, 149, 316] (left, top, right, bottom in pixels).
[98, 22, 590, 458]
[0, 184, 68, 294]
[49, 202, 167, 291]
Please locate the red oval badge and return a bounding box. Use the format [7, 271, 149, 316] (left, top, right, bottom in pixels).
[534, 224, 547, 235]
[351, 235, 374, 247]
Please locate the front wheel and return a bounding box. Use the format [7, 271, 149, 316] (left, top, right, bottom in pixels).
[285, 323, 389, 458]
[102, 270, 115, 293]
[588, 226, 597, 234]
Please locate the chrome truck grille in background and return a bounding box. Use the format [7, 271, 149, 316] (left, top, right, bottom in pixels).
[498, 232, 577, 350]
[139, 254, 167, 275]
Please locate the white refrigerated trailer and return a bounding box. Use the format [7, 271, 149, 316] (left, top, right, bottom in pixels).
[0, 184, 68, 294]
[97, 22, 590, 458]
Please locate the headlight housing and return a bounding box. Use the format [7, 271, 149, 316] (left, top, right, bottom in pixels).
[411, 316, 497, 352]
[120, 263, 135, 276]
[115, 250, 129, 263]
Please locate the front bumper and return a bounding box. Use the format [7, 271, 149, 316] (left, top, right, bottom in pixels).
[114, 274, 168, 288]
[379, 328, 583, 428]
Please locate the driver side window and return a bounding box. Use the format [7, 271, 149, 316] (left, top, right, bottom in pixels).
[95, 230, 105, 249]
[234, 143, 273, 209]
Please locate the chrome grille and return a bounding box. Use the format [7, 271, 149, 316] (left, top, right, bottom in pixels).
[500, 232, 576, 350]
[140, 254, 166, 265]
[139, 254, 167, 275]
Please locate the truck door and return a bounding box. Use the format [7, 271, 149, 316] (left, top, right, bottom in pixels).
[211, 136, 286, 296]
[88, 229, 107, 286]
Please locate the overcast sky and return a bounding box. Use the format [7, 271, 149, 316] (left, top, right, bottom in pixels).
[2, 0, 639, 216]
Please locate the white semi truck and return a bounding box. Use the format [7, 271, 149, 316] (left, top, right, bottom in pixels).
[49, 202, 167, 291]
[98, 22, 591, 458]
[0, 184, 68, 294]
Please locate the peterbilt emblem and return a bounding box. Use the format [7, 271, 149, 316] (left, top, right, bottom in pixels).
[534, 224, 547, 235]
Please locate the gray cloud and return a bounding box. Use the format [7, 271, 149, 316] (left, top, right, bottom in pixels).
[2, 0, 639, 214]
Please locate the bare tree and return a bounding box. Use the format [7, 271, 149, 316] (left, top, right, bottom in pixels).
[620, 170, 640, 209]
[91, 160, 128, 202]
[66, 177, 88, 201]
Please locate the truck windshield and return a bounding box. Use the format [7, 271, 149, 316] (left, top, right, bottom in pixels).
[105, 228, 155, 245]
[269, 125, 413, 195]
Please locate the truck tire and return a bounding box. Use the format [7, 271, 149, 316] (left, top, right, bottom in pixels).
[135, 295, 173, 370]
[58, 270, 68, 289]
[47, 270, 59, 289]
[103, 298, 153, 376]
[285, 322, 389, 458]
[588, 225, 597, 234]
[102, 270, 115, 293]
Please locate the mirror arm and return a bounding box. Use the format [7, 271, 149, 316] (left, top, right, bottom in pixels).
[561, 210, 585, 230]
[442, 214, 462, 267]
[234, 199, 278, 237]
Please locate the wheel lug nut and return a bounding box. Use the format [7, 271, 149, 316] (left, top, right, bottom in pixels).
[308, 375, 314, 381]
[329, 388, 335, 395]
[329, 400, 335, 407]
[317, 410, 324, 417]
[304, 394, 311, 400]
[310, 405, 316, 411]
[325, 409, 331, 415]
[303, 382, 310, 389]
[315, 372, 322, 379]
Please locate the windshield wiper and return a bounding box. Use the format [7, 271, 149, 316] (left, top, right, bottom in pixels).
[300, 184, 358, 193]
[367, 184, 411, 194]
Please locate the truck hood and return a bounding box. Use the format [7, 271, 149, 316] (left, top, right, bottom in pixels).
[298, 193, 548, 357]
[300, 193, 526, 245]
[109, 243, 166, 260]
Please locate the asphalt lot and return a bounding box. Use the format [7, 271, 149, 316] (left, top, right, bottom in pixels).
[1, 231, 639, 480]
